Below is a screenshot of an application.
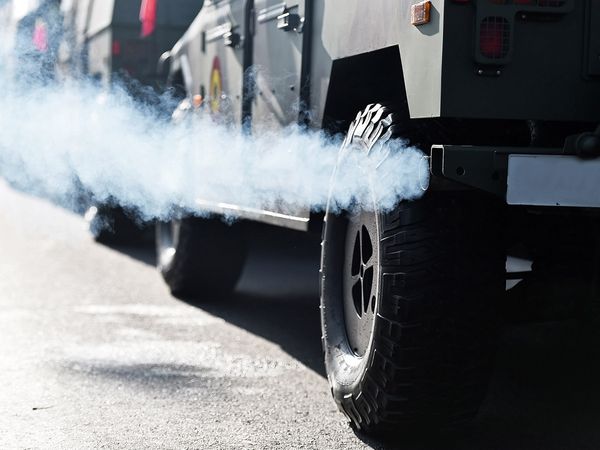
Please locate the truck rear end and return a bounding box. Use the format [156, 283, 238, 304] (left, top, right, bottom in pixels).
[431, 0, 600, 209]
[441, 0, 599, 122]
[84, 0, 202, 89]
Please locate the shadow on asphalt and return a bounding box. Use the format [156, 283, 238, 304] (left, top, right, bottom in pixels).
[63, 362, 213, 389]
[104, 224, 600, 450]
[181, 223, 326, 376]
[100, 225, 157, 266]
[103, 240, 157, 266]
[352, 320, 600, 450]
[105, 222, 326, 377]
[191, 293, 324, 377]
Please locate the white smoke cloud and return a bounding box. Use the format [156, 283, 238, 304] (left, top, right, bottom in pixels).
[0, 60, 428, 223]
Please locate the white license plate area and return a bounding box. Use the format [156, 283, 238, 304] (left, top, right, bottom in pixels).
[507, 155, 600, 208]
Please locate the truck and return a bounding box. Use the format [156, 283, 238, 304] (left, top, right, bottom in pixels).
[0, 1, 20, 69]
[10, 0, 62, 83]
[58, 0, 204, 90]
[156, 0, 600, 435]
[56, 0, 204, 240]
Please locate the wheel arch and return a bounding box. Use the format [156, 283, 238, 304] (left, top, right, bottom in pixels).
[322, 46, 409, 134]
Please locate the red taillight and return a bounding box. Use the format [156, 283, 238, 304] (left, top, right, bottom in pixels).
[139, 0, 157, 38]
[479, 17, 510, 59]
[112, 40, 121, 56]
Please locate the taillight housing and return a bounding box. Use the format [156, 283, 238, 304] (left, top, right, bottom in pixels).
[473, 0, 573, 66]
[479, 16, 510, 59]
[112, 40, 121, 56]
[535, 0, 567, 5]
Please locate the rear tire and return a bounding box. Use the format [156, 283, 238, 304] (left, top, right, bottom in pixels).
[156, 217, 246, 299]
[320, 103, 505, 434]
[87, 205, 145, 245]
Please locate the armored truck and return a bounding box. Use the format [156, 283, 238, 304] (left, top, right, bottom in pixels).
[12, 0, 62, 83]
[157, 0, 600, 435]
[58, 0, 204, 88]
[56, 0, 204, 240]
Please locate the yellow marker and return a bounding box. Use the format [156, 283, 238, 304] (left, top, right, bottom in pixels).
[210, 57, 222, 114]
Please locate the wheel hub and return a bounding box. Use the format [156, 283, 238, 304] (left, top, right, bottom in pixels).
[157, 219, 181, 269]
[343, 211, 379, 357]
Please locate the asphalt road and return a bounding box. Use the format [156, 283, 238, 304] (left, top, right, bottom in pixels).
[1, 180, 600, 449]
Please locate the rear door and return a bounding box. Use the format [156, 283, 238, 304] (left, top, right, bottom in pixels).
[250, 0, 310, 225]
[251, 0, 307, 131]
[191, 0, 249, 125]
[85, 0, 114, 83]
[189, 0, 312, 229]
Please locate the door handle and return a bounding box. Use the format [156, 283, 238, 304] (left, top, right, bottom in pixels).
[277, 11, 301, 32]
[223, 31, 241, 48]
[206, 22, 241, 48]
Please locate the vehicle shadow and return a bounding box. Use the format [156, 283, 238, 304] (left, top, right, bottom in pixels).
[354, 319, 600, 450]
[103, 239, 156, 266]
[192, 292, 325, 377]
[106, 222, 326, 376]
[107, 225, 600, 450]
[182, 223, 326, 376]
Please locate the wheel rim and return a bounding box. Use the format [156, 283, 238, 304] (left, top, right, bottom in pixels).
[157, 219, 181, 269]
[342, 210, 380, 357]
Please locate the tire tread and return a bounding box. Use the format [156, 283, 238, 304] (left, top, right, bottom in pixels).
[321, 104, 504, 435]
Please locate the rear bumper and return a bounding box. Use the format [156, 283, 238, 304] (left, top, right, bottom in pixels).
[430, 145, 600, 208]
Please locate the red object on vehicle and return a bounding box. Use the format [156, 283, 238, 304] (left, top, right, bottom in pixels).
[480, 17, 509, 59]
[112, 40, 121, 56]
[32, 20, 48, 52]
[140, 0, 157, 37]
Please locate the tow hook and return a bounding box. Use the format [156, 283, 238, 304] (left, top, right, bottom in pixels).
[564, 125, 600, 159]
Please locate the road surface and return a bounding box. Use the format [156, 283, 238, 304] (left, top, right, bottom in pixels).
[1, 180, 600, 449]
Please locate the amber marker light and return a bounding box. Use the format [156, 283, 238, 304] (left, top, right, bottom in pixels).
[411, 1, 432, 26]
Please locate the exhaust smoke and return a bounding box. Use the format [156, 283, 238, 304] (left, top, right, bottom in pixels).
[0, 48, 428, 224]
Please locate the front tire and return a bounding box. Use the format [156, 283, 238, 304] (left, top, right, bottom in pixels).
[320, 104, 504, 434]
[156, 217, 246, 299]
[87, 204, 145, 244]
